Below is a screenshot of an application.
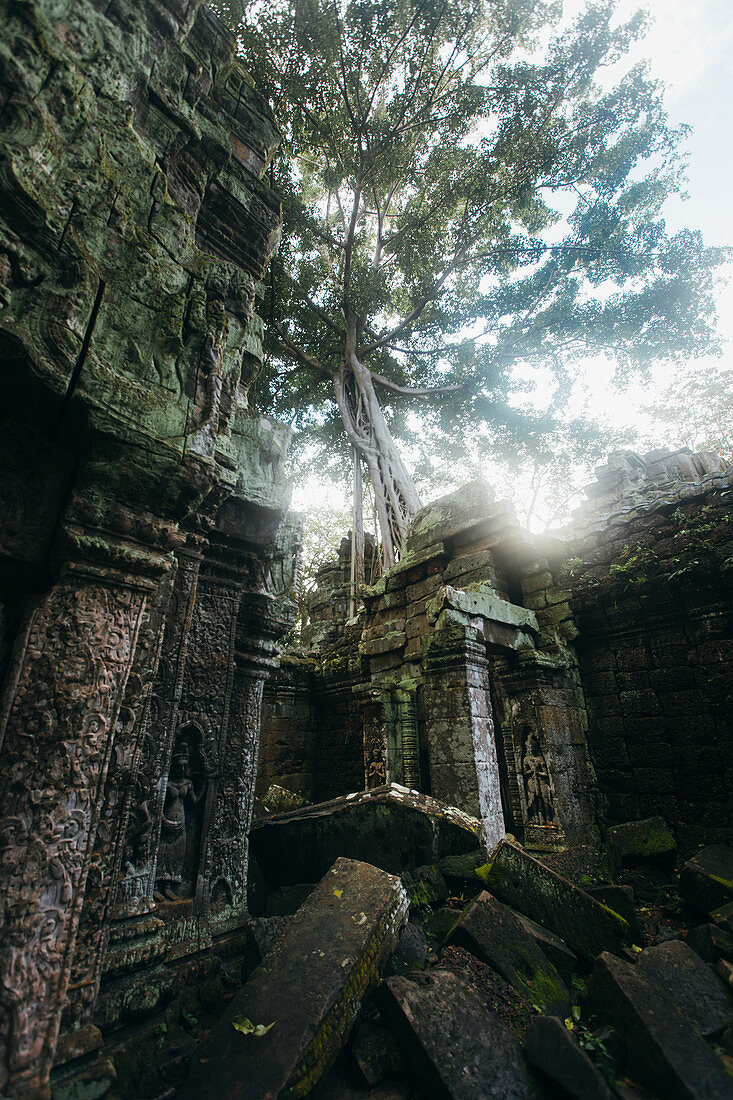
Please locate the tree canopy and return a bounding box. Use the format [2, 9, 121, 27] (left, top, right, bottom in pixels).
[217, 0, 727, 567]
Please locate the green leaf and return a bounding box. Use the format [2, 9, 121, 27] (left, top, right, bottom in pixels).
[232, 1015, 276, 1037]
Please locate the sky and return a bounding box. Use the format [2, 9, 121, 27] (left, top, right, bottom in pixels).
[291, 0, 733, 528]
[561, 0, 733, 435]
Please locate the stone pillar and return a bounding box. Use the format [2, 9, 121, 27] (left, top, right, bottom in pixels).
[0, 525, 170, 1098]
[423, 618, 505, 851]
[205, 592, 285, 912]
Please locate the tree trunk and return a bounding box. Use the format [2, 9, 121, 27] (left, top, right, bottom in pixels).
[333, 337, 422, 570]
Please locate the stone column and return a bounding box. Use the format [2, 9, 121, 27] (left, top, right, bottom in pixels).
[423, 618, 505, 851]
[0, 524, 170, 1098]
[201, 591, 283, 913]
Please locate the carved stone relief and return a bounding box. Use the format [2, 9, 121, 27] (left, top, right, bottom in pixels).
[0, 576, 148, 1095]
[521, 727, 555, 826]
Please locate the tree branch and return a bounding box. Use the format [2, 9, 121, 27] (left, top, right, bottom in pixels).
[369, 368, 467, 397]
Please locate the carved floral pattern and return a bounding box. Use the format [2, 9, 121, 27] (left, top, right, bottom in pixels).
[0, 581, 145, 1095]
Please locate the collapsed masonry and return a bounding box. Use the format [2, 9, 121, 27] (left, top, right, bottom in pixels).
[1, 0, 733, 1095]
[260, 448, 733, 856]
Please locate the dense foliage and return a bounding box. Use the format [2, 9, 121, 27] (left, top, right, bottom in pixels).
[217, 0, 727, 563]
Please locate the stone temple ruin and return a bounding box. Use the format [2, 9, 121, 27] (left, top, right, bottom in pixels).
[0, 2, 732, 1098]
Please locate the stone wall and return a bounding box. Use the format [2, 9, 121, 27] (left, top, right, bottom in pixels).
[0, 2, 296, 1094]
[260, 449, 733, 862]
[540, 450, 733, 851]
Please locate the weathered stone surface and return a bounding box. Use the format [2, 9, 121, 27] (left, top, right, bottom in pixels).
[636, 939, 733, 1039]
[0, 0, 298, 1091]
[606, 817, 677, 874]
[251, 784, 482, 887]
[480, 841, 631, 961]
[388, 923, 430, 976]
[437, 849, 486, 890]
[513, 913, 578, 984]
[687, 922, 733, 964]
[401, 865, 448, 909]
[585, 951, 733, 1099]
[377, 969, 537, 1099]
[352, 1021, 405, 1086]
[180, 858, 408, 1099]
[680, 846, 733, 914]
[712, 901, 733, 933]
[524, 1015, 614, 1100]
[583, 885, 644, 944]
[447, 891, 569, 1014]
[244, 915, 293, 972]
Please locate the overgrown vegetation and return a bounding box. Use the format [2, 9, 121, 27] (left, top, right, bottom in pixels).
[215, 0, 728, 563]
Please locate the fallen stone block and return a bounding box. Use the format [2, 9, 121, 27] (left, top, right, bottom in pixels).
[636, 939, 733, 1039]
[479, 840, 631, 961]
[712, 900, 733, 933]
[585, 951, 733, 1099]
[377, 969, 537, 1099]
[606, 817, 677, 874]
[718, 958, 733, 992]
[679, 845, 733, 914]
[388, 922, 430, 976]
[524, 1014, 614, 1100]
[180, 858, 408, 1099]
[437, 848, 486, 890]
[242, 915, 293, 978]
[352, 1021, 405, 1086]
[583, 884, 644, 944]
[402, 864, 448, 909]
[687, 922, 733, 964]
[251, 784, 482, 888]
[446, 891, 569, 1015]
[513, 912, 578, 984]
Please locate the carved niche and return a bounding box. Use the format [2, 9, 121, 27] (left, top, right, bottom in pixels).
[155, 723, 207, 901]
[521, 727, 555, 826]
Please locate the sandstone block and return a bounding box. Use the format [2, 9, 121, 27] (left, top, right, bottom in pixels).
[447, 891, 569, 1014]
[513, 913, 578, 984]
[524, 1014, 614, 1100]
[680, 846, 733, 914]
[377, 969, 537, 1099]
[479, 840, 630, 961]
[636, 939, 733, 1039]
[352, 1021, 405, 1086]
[585, 951, 733, 1099]
[180, 858, 408, 1099]
[687, 922, 733, 964]
[606, 816, 677, 874]
[583, 884, 644, 944]
[251, 784, 482, 888]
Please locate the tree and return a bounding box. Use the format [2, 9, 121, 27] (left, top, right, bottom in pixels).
[642, 362, 733, 461]
[217, 0, 727, 567]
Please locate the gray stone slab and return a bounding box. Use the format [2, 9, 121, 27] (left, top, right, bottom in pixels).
[524, 1014, 614, 1100]
[680, 846, 733, 914]
[583, 885, 644, 944]
[606, 817, 677, 873]
[636, 939, 733, 1039]
[586, 951, 733, 1100]
[447, 891, 569, 1014]
[480, 840, 631, 961]
[251, 784, 482, 887]
[687, 922, 733, 964]
[179, 858, 408, 1099]
[514, 912, 578, 984]
[377, 969, 538, 1099]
